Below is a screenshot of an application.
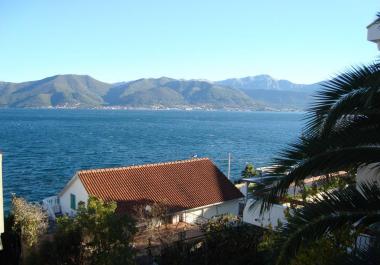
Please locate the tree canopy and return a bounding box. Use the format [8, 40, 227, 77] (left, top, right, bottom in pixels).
[26, 197, 137, 265]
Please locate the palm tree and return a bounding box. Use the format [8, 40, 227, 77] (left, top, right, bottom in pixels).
[260, 60, 380, 264]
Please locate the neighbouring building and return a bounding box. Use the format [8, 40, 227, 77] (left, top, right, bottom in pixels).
[367, 15, 380, 50]
[43, 158, 244, 225]
[361, 16, 380, 182]
[241, 168, 347, 228]
[243, 199, 288, 228]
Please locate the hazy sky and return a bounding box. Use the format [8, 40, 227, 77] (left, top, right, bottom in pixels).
[0, 0, 379, 84]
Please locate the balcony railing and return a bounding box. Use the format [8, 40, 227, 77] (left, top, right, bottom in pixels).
[42, 195, 61, 220]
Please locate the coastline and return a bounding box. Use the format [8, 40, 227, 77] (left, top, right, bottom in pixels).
[0, 105, 305, 113]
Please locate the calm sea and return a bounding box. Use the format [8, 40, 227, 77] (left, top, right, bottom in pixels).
[0, 109, 303, 210]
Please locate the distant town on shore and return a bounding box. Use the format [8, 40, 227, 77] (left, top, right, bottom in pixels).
[0, 74, 322, 111]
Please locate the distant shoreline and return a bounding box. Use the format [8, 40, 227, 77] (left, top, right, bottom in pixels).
[0, 106, 305, 113]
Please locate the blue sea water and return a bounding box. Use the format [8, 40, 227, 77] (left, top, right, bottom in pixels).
[0, 109, 304, 211]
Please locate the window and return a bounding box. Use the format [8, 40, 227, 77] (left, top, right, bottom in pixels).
[70, 194, 76, 210]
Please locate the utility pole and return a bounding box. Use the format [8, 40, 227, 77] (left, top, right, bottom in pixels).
[227, 153, 231, 180]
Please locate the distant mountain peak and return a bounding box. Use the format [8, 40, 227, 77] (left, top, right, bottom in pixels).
[216, 75, 322, 110]
[217, 75, 320, 91]
[245, 74, 274, 80]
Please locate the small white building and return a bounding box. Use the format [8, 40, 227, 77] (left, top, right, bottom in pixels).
[367, 16, 380, 50]
[43, 158, 244, 225]
[243, 199, 287, 228]
[241, 170, 346, 228]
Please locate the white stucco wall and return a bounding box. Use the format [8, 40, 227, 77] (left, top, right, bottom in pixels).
[243, 199, 287, 228]
[235, 183, 248, 197]
[59, 175, 89, 216]
[172, 199, 241, 224]
[367, 22, 380, 50]
[184, 209, 204, 223]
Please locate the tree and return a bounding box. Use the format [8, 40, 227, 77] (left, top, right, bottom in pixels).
[26, 197, 137, 265]
[66, 197, 137, 265]
[289, 227, 355, 265]
[134, 202, 170, 236]
[241, 163, 258, 179]
[143, 202, 169, 228]
[160, 215, 264, 265]
[259, 60, 380, 264]
[24, 225, 83, 265]
[11, 195, 48, 262]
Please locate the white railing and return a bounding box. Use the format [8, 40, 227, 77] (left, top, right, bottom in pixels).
[42, 195, 61, 220]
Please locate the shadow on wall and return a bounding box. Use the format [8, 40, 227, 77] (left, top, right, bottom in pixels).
[242, 199, 287, 229]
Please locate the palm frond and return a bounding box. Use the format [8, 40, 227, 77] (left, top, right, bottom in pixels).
[260, 104, 380, 207]
[333, 246, 380, 265]
[318, 86, 380, 136]
[275, 183, 380, 265]
[262, 146, 380, 208]
[305, 62, 380, 135]
[261, 125, 380, 201]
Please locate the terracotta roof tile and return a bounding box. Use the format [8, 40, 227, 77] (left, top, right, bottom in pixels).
[78, 158, 243, 213]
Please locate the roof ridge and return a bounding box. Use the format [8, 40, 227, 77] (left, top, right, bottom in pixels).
[77, 157, 210, 174]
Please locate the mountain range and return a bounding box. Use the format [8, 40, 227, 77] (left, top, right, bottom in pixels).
[0, 74, 323, 110]
[217, 75, 321, 110]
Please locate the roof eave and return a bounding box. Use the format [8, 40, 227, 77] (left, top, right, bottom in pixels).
[367, 20, 380, 29]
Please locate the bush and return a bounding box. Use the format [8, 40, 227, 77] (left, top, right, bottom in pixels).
[26, 197, 137, 265]
[159, 215, 265, 265]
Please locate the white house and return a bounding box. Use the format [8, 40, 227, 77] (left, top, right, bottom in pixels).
[241, 170, 346, 228]
[43, 158, 244, 225]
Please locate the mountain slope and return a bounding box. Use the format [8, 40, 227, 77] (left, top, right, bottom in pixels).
[104, 77, 260, 109]
[0, 74, 322, 110]
[217, 75, 320, 92]
[217, 75, 322, 110]
[0, 75, 112, 107]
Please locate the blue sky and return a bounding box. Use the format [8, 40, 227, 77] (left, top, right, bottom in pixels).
[0, 0, 379, 84]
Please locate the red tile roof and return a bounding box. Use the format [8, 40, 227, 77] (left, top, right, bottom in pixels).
[78, 158, 243, 213]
